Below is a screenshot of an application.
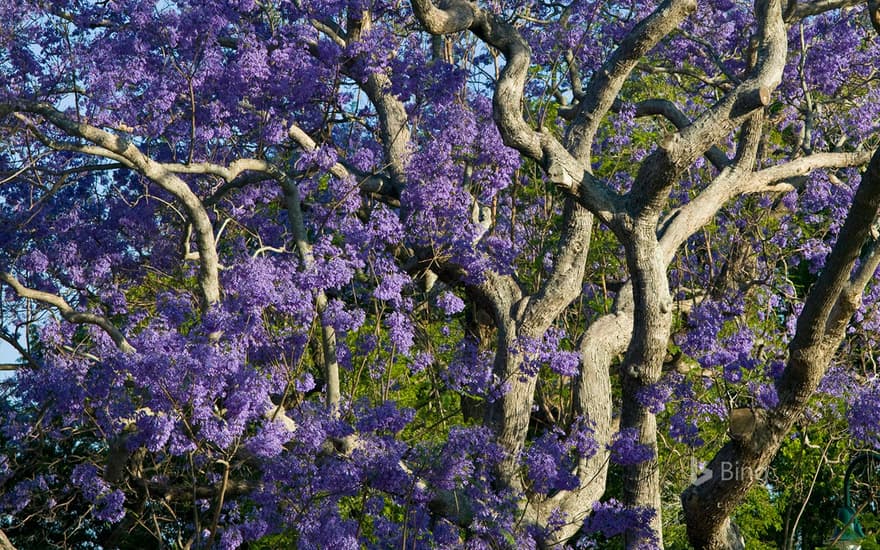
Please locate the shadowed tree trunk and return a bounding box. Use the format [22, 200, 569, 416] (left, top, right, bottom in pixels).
[682, 146, 880, 549]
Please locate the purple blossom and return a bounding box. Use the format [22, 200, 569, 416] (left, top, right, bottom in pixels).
[581, 499, 659, 549]
[848, 379, 880, 448]
[2, 1, 879, 546]
[386, 311, 414, 356]
[523, 430, 579, 494]
[410, 352, 433, 374]
[636, 380, 674, 414]
[608, 428, 655, 465]
[355, 401, 414, 434]
[436, 291, 465, 315]
[295, 372, 317, 393]
[71, 464, 125, 523]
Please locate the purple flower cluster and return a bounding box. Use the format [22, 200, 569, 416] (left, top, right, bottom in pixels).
[580, 499, 659, 549]
[608, 428, 655, 466]
[3, 0, 880, 547]
[515, 328, 581, 378]
[848, 379, 880, 449]
[71, 464, 126, 523]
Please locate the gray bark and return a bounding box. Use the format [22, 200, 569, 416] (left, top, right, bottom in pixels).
[0, 272, 136, 353]
[616, 233, 673, 548]
[682, 146, 880, 548]
[0, 529, 14, 550]
[0, 102, 221, 308]
[566, 0, 698, 164]
[281, 180, 342, 415]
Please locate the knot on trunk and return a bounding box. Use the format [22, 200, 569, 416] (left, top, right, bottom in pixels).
[729, 407, 769, 453]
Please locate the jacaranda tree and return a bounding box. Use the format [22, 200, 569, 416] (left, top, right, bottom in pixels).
[3, 0, 880, 548]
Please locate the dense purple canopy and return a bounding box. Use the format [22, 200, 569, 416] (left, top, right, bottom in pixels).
[2, 0, 880, 548]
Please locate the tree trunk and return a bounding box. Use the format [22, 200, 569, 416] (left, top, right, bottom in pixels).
[0, 530, 14, 550]
[683, 147, 880, 548]
[619, 234, 673, 548]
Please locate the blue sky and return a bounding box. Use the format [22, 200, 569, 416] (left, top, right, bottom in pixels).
[0, 340, 19, 364]
[0, 340, 19, 380]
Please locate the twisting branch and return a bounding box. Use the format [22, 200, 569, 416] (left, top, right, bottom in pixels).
[0, 272, 135, 353]
[627, 0, 787, 217]
[658, 113, 765, 261]
[682, 146, 880, 548]
[154, 145, 345, 414]
[195, 128, 395, 208]
[565, 0, 697, 163]
[308, 13, 412, 195]
[659, 136, 871, 265]
[628, 99, 731, 170]
[0, 101, 221, 308]
[564, 98, 733, 170]
[192, 146, 344, 416]
[409, 0, 621, 224]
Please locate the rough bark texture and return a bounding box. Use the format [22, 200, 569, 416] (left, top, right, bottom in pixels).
[682, 146, 880, 548]
[403, 0, 880, 546]
[566, 0, 698, 163]
[485, 201, 593, 488]
[616, 233, 673, 547]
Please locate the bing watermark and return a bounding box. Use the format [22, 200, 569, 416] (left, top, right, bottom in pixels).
[690, 457, 769, 486]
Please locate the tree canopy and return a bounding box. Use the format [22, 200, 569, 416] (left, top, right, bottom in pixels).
[2, 0, 880, 548]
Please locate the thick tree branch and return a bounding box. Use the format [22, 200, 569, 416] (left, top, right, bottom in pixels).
[198, 154, 347, 416]
[744, 150, 873, 191]
[562, 98, 733, 170]
[409, 0, 474, 33]
[409, 0, 621, 224]
[627, 0, 786, 217]
[325, 12, 411, 195]
[787, 148, 880, 353]
[660, 148, 871, 262]
[616, 233, 672, 547]
[565, 0, 697, 164]
[198, 128, 396, 208]
[0, 272, 135, 353]
[519, 200, 592, 335]
[682, 146, 880, 549]
[1, 101, 221, 308]
[784, 0, 864, 21]
[625, 99, 730, 170]
[522, 302, 633, 545]
[0, 529, 15, 550]
[485, 200, 593, 507]
[658, 113, 764, 261]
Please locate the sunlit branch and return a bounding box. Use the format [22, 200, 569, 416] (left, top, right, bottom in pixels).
[566, 0, 697, 163]
[0, 272, 135, 353]
[1, 101, 221, 308]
